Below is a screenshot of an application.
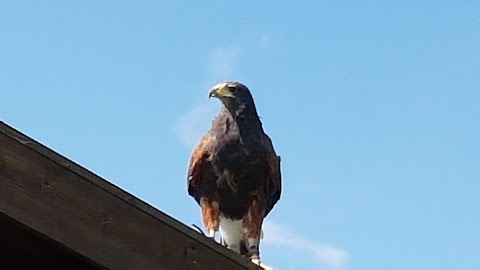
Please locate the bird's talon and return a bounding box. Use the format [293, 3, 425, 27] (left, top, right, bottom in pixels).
[251, 259, 274, 270]
[207, 229, 216, 239]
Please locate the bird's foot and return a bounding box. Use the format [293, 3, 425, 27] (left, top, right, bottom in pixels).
[207, 229, 216, 238]
[250, 258, 274, 270]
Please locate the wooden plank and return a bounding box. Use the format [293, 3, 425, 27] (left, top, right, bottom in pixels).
[0, 121, 260, 270]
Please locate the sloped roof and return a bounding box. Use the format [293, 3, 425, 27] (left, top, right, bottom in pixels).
[0, 121, 260, 270]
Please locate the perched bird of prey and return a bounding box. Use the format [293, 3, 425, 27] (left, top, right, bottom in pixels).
[187, 81, 281, 267]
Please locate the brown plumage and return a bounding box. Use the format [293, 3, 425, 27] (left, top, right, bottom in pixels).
[187, 81, 281, 266]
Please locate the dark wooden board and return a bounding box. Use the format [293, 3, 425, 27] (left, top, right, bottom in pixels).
[0, 121, 260, 270]
[0, 212, 105, 269]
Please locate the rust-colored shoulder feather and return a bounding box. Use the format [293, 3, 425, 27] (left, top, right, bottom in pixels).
[187, 134, 211, 198]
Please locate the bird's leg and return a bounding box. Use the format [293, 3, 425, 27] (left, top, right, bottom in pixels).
[242, 198, 265, 263]
[200, 197, 220, 241]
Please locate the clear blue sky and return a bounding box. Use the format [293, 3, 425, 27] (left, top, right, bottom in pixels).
[1, 1, 479, 269]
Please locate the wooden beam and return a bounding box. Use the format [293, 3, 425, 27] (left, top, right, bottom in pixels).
[0, 121, 261, 270]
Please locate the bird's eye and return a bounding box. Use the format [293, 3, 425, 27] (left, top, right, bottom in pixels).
[228, 86, 237, 93]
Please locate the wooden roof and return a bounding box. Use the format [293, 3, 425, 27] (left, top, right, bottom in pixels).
[0, 121, 261, 270]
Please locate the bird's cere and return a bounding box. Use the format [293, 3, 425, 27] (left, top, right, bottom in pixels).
[208, 82, 233, 99]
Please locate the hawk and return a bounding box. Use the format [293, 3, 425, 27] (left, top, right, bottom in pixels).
[187, 81, 281, 267]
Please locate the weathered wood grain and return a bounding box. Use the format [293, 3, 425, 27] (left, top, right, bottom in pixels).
[0, 121, 260, 270]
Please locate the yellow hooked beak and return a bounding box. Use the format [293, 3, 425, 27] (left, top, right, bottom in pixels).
[209, 83, 234, 99]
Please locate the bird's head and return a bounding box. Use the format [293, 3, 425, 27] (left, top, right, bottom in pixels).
[208, 81, 255, 112]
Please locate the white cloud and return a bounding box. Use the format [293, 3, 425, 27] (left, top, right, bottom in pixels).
[260, 33, 271, 48]
[263, 220, 349, 269]
[172, 47, 239, 148]
[172, 101, 218, 149]
[207, 47, 239, 81]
